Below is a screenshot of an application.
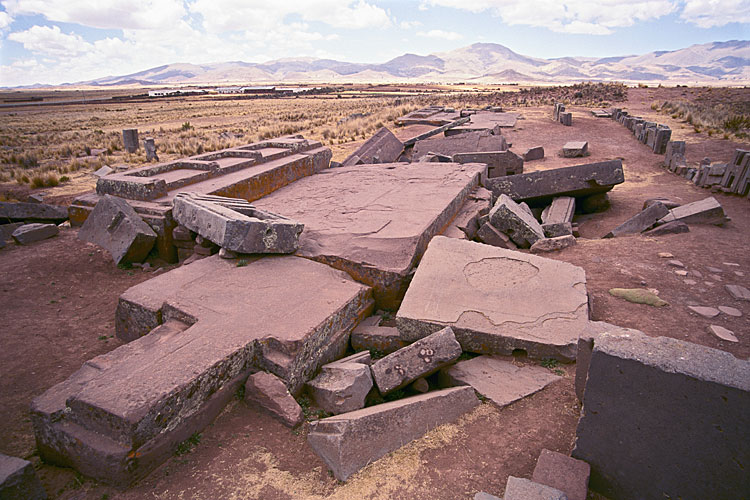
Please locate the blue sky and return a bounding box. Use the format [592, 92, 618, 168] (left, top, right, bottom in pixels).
[0, 0, 748, 86]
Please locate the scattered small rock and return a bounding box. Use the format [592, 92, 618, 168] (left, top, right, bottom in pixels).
[667, 260, 684, 268]
[692, 270, 703, 278]
[657, 252, 674, 258]
[725, 284, 750, 301]
[723, 262, 740, 267]
[706, 266, 723, 273]
[709, 274, 722, 282]
[530, 235, 577, 253]
[735, 271, 745, 277]
[674, 270, 688, 276]
[609, 288, 668, 307]
[708, 325, 738, 343]
[683, 279, 697, 285]
[718, 306, 742, 317]
[688, 306, 720, 318]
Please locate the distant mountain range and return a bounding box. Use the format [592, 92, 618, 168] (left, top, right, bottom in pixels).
[76, 40, 750, 87]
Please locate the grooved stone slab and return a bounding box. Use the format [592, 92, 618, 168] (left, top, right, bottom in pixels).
[573, 329, 750, 500]
[0, 453, 47, 500]
[11, 223, 58, 245]
[307, 386, 479, 481]
[254, 162, 486, 309]
[77, 194, 156, 264]
[485, 160, 624, 207]
[438, 355, 561, 408]
[603, 202, 669, 238]
[371, 326, 462, 394]
[172, 192, 303, 253]
[342, 127, 403, 166]
[32, 255, 373, 486]
[397, 237, 589, 361]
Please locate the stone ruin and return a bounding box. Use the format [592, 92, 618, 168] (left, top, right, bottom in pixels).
[664, 144, 750, 197]
[611, 107, 671, 154]
[2, 102, 745, 500]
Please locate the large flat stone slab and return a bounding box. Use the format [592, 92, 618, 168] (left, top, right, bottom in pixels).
[485, 160, 624, 207]
[0, 201, 68, 224]
[307, 386, 479, 481]
[603, 202, 669, 238]
[254, 162, 486, 309]
[439, 355, 561, 408]
[447, 111, 519, 133]
[397, 237, 589, 361]
[32, 255, 373, 486]
[412, 131, 507, 160]
[573, 329, 750, 500]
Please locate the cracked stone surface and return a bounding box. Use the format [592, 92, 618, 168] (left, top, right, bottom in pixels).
[255, 162, 486, 309]
[397, 236, 589, 361]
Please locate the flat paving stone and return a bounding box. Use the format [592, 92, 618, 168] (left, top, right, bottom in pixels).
[397, 237, 589, 362]
[688, 306, 720, 318]
[438, 355, 561, 408]
[725, 284, 750, 301]
[708, 325, 738, 342]
[718, 306, 742, 317]
[255, 162, 486, 309]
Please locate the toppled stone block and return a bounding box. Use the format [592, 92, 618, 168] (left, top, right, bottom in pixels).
[573, 329, 750, 500]
[642, 221, 689, 236]
[78, 195, 156, 265]
[657, 196, 727, 226]
[397, 237, 589, 362]
[443, 186, 493, 240]
[562, 142, 588, 158]
[488, 194, 545, 248]
[453, 150, 521, 178]
[485, 160, 624, 207]
[307, 362, 373, 415]
[0, 201, 68, 224]
[541, 197, 575, 237]
[642, 197, 680, 210]
[307, 386, 478, 481]
[122, 129, 138, 153]
[245, 371, 303, 428]
[603, 202, 669, 238]
[173, 192, 303, 254]
[11, 223, 58, 245]
[439, 355, 560, 408]
[351, 325, 406, 355]
[533, 450, 590, 500]
[505, 476, 568, 500]
[342, 127, 403, 167]
[93, 165, 114, 178]
[0, 222, 24, 241]
[559, 112, 572, 126]
[371, 326, 461, 395]
[0, 453, 47, 500]
[477, 221, 517, 249]
[523, 146, 544, 161]
[530, 235, 576, 253]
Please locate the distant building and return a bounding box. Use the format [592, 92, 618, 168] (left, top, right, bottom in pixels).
[148, 89, 207, 98]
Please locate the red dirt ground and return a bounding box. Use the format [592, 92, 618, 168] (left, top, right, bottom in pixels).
[0, 87, 747, 499]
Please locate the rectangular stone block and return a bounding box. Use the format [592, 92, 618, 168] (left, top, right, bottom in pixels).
[562, 142, 587, 158]
[341, 127, 403, 167]
[11, 223, 58, 245]
[477, 221, 517, 249]
[559, 112, 572, 126]
[541, 197, 575, 237]
[523, 146, 544, 161]
[653, 125, 671, 154]
[122, 128, 138, 153]
[0, 201, 68, 224]
[454, 150, 522, 177]
[307, 386, 479, 481]
[485, 160, 624, 207]
[657, 196, 726, 226]
[533, 449, 590, 500]
[488, 194, 545, 248]
[78, 194, 156, 264]
[371, 326, 462, 394]
[351, 325, 406, 355]
[397, 237, 589, 362]
[0, 453, 47, 500]
[603, 202, 669, 238]
[553, 103, 565, 122]
[505, 476, 568, 500]
[413, 130, 507, 161]
[172, 192, 303, 253]
[573, 329, 750, 500]
[446, 110, 518, 134]
[32, 255, 373, 486]
[664, 141, 685, 169]
[254, 162, 486, 309]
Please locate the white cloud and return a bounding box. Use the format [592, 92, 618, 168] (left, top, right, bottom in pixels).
[8, 25, 90, 57]
[679, 0, 750, 27]
[2, 0, 186, 30]
[0, 10, 12, 30]
[417, 29, 463, 40]
[399, 20, 423, 29]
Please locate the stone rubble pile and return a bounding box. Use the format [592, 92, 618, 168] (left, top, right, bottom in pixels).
[664, 144, 750, 197]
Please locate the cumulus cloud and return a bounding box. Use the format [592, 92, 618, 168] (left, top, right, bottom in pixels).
[417, 29, 463, 40]
[679, 0, 750, 27]
[8, 25, 91, 57]
[0, 9, 12, 30]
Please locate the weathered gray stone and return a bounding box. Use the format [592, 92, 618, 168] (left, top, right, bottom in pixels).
[403, 117, 471, 146]
[718, 305, 741, 317]
[342, 127, 403, 167]
[725, 284, 750, 301]
[573, 329, 750, 500]
[505, 476, 568, 500]
[488, 194, 545, 248]
[485, 160, 624, 207]
[122, 129, 138, 153]
[93, 165, 114, 178]
[476, 221, 517, 249]
[32, 255, 373, 486]
[397, 237, 589, 362]
[351, 325, 406, 355]
[553, 103, 565, 122]
[453, 150, 521, 177]
[657, 197, 727, 226]
[307, 362, 373, 415]
[642, 220, 689, 236]
[562, 142, 588, 158]
[172, 192, 303, 254]
[307, 386, 479, 481]
[0, 453, 47, 500]
[0, 201, 68, 224]
[78, 195, 156, 264]
[413, 130, 506, 159]
[143, 137, 159, 162]
[443, 186, 493, 240]
[708, 325, 738, 342]
[653, 125, 671, 154]
[559, 112, 572, 126]
[523, 146, 544, 161]
[642, 197, 680, 210]
[439, 355, 561, 408]
[541, 197, 575, 237]
[371, 326, 461, 395]
[603, 202, 669, 238]
[688, 305, 720, 318]
[245, 371, 303, 427]
[532, 450, 590, 500]
[474, 492, 502, 500]
[530, 235, 576, 253]
[0, 222, 24, 241]
[11, 223, 58, 245]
